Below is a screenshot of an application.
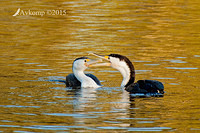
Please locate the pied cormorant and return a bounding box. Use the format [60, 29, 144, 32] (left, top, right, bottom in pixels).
[66, 57, 102, 88]
[90, 53, 164, 95]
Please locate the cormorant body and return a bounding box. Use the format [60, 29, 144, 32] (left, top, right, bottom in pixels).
[66, 73, 101, 88]
[65, 57, 101, 88]
[125, 80, 164, 94]
[90, 53, 165, 96]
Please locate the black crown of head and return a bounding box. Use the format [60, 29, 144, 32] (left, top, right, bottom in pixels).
[74, 57, 89, 62]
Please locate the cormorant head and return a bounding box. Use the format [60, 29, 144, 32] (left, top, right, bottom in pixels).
[89, 53, 134, 72]
[105, 54, 133, 70]
[73, 57, 100, 72]
[89, 53, 135, 87]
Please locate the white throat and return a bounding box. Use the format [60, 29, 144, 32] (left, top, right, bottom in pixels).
[119, 67, 130, 87]
[73, 68, 100, 88]
[112, 61, 130, 87]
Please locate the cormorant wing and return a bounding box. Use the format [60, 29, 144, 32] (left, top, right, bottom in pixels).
[66, 73, 101, 88]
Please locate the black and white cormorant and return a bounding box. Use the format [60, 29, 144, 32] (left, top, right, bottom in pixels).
[66, 57, 102, 88]
[90, 53, 164, 95]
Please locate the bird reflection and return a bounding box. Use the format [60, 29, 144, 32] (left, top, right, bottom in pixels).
[66, 86, 165, 130]
[72, 87, 97, 110]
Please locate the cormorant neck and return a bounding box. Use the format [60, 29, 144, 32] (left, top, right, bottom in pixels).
[124, 71, 135, 87]
[119, 67, 131, 87]
[120, 61, 135, 88]
[73, 68, 100, 88]
[106, 54, 135, 88]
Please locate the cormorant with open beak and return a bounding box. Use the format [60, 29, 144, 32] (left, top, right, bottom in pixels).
[90, 53, 164, 96]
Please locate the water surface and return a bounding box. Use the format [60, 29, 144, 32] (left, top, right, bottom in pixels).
[0, 0, 200, 132]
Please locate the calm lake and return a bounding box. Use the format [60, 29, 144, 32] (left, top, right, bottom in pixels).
[0, 0, 200, 132]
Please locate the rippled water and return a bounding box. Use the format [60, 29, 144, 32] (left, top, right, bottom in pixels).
[0, 0, 200, 132]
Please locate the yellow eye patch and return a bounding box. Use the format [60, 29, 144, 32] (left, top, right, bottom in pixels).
[85, 59, 90, 62]
[105, 56, 109, 60]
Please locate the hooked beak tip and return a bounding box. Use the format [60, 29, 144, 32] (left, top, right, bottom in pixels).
[89, 53, 110, 61]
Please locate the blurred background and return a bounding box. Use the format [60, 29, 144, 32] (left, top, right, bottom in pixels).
[0, 0, 200, 132]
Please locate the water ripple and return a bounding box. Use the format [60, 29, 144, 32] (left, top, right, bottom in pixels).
[0, 105, 40, 108]
[163, 59, 187, 63]
[165, 67, 198, 70]
[97, 126, 172, 131]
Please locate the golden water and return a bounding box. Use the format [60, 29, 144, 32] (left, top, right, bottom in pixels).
[0, 0, 200, 132]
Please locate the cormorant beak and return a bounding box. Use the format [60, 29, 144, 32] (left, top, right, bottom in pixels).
[86, 59, 103, 67]
[89, 53, 109, 61]
[88, 53, 111, 67]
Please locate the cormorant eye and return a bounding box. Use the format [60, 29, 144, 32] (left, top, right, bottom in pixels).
[84, 60, 87, 62]
[108, 56, 110, 60]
